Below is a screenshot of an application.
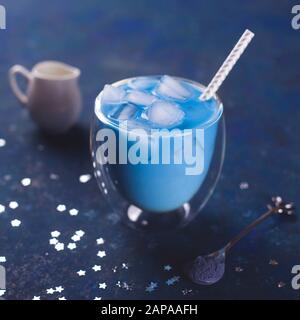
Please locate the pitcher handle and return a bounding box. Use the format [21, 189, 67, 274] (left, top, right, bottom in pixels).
[9, 65, 32, 105]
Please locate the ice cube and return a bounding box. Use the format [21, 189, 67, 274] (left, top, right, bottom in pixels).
[112, 104, 139, 121]
[148, 101, 185, 127]
[101, 84, 126, 104]
[126, 90, 156, 107]
[128, 77, 158, 90]
[155, 75, 192, 101]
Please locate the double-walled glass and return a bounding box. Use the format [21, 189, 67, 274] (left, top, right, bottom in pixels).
[90, 76, 225, 232]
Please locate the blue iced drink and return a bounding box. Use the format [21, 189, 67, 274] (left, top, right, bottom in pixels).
[95, 75, 223, 212]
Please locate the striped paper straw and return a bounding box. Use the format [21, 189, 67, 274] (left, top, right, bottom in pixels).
[200, 29, 255, 101]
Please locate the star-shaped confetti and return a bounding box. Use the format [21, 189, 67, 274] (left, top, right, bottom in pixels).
[164, 265, 172, 271]
[0, 256, 6, 263]
[239, 181, 249, 190]
[75, 230, 85, 237]
[49, 238, 59, 245]
[58, 297, 66, 300]
[69, 209, 79, 216]
[122, 262, 129, 269]
[11, 219, 21, 227]
[9, 201, 19, 210]
[166, 276, 180, 286]
[50, 173, 59, 180]
[54, 243, 64, 251]
[56, 204, 66, 212]
[21, 178, 31, 187]
[92, 265, 102, 272]
[55, 286, 64, 293]
[79, 174, 92, 183]
[51, 231, 61, 238]
[32, 296, 40, 300]
[0, 290, 6, 297]
[97, 251, 106, 258]
[77, 270, 86, 277]
[46, 288, 55, 295]
[145, 282, 158, 292]
[71, 235, 81, 242]
[0, 138, 6, 147]
[94, 297, 102, 300]
[0, 204, 5, 214]
[67, 243, 76, 250]
[96, 238, 105, 245]
[99, 282, 107, 289]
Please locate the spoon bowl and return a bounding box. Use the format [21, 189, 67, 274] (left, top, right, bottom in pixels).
[185, 249, 226, 285]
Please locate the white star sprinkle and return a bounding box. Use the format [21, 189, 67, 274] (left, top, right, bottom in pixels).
[239, 182, 249, 190]
[0, 139, 6, 147]
[51, 231, 61, 238]
[9, 201, 19, 210]
[98, 282, 107, 289]
[56, 204, 66, 212]
[0, 290, 5, 297]
[75, 230, 85, 237]
[21, 178, 31, 187]
[71, 235, 81, 242]
[54, 243, 64, 251]
[0, 256, 6, 263]
[92, 265, 102, 272]
[77, 270, 86, 277]
[67, 243, 76, 250]
[94, 297, 102, 300]
[0, 204, 5, 214]
[11, 219, 21, 227]
[164, 265, 172, 271]
[69, 208, 79, 216]
[46, 288, 55, 295]
[97, 250, 106, 258]
[32, 296, 40, 300]
[58, 297, 66, 300]
[50, 173, 59, 180]
[96, 238, 105, 245]
[79, 174, 92, 183]
[146, 282, 158, 292]
[49, 238, 59, 245]
[122, 263, 129, 269]
[166, 276, 180, 286]
[55, 286, 64, 293]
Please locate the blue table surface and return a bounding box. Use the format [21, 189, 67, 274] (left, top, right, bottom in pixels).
[0, 0, 299, 300]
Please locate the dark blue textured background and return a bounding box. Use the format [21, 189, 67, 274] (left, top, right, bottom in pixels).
[0, 0, 299, 299]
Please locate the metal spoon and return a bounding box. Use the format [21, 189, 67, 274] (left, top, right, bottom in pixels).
[186, 197, 295, 285]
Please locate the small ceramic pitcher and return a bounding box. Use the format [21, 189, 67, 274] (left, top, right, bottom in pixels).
[9, 61, 82, 134]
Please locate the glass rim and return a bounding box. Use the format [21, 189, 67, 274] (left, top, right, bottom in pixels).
[94, 75, 224, 134]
